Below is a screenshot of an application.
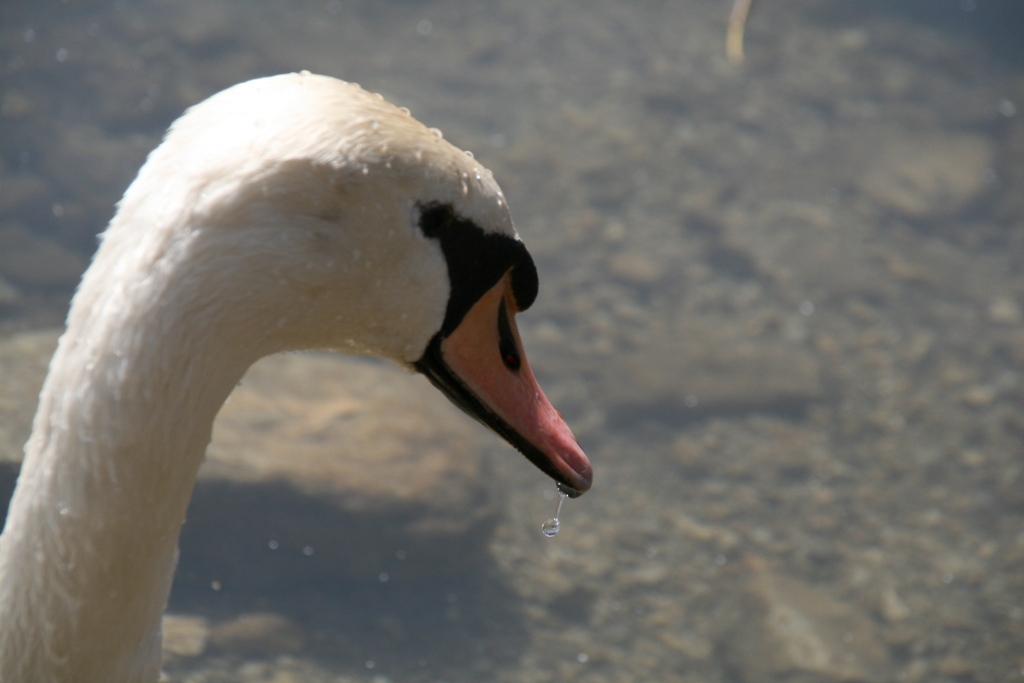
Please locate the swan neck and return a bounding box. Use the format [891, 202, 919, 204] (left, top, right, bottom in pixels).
[0, 260, 255, 681]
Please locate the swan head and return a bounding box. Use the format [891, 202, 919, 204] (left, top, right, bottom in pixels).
[105, 72, 591, 495]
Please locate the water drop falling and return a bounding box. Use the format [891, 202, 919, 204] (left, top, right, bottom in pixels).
[541, 517, 559, 537]
[541, 487, 568, 538]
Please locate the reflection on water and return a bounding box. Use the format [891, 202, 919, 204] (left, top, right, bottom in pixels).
[1, 1, 1023, 681]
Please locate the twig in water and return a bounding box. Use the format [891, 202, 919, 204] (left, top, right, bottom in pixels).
[727, 0, 754, 64]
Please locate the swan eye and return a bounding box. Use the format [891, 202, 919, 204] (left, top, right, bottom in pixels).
[497, 298, 521, 371]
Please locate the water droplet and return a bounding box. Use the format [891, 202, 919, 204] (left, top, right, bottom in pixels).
[541, 488, 568, 537]
[429, 127, 444, 139]
[369, 119, 379, 129]
[464, 150, 474, 159]
[398, 106, 410, 115]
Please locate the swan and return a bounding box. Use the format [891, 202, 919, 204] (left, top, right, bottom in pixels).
[0, 71, 592, 682]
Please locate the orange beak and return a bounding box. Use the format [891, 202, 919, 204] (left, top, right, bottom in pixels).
[415, 272, 592, 497]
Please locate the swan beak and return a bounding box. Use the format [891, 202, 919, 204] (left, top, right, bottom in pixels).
[414, 273, 593, 497]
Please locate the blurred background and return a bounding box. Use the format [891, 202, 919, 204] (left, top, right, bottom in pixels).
[1, 1, 1022, 681]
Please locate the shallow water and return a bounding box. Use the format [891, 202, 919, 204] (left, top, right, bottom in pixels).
[2, 1, 1023, 681]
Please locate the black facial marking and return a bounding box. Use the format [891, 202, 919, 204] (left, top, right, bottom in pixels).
[418, 202, 538, 337]
[497, 298, 521, 371]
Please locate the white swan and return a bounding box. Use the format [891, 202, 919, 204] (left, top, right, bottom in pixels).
[0, 72, 592, 682]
